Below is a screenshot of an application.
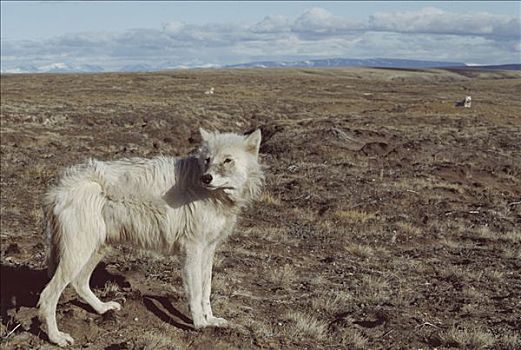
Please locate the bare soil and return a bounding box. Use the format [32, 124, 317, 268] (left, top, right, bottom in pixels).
[1, 67, 520, 349]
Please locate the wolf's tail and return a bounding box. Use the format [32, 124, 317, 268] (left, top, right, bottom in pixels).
[43, 205, 60, 278]
[43, 160, 108, 278]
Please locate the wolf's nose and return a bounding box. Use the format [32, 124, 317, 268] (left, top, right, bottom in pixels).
[201, 174, 213, 185]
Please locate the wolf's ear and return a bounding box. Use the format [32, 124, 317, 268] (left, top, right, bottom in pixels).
[199, 128, 211, 141]
[245, 129, 262, 156]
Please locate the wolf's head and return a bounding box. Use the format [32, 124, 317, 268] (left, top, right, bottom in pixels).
[197, 128, 264, 204]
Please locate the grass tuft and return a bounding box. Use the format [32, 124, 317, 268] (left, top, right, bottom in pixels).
[311, 291, 352, 314]
[440, 326, 496, 349]
[267, 264, 296, 289]
[285, 311, 328, 340]
[341, 328, 368, 349]
[334, 209, 376, 225]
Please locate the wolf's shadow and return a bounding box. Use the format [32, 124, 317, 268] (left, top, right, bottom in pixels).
[1, 261, 193, 342]
[1, 264, 48, 323]
[143, 294, 193, 331]
[0, 262, 128, 323]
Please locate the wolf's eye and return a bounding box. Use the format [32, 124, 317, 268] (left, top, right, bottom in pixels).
[223, 158, 233, 164]
[205, 157, 210, 164]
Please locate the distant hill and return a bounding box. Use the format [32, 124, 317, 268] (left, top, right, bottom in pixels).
[3, 58, 520, 74]
[0, 62, 218, 74]
[226, 58, 467, 69]
[461, 64, 521, 71]
[1, 63, 105, 74]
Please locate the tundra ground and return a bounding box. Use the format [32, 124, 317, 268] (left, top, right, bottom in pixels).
[1, 68, 520, 349]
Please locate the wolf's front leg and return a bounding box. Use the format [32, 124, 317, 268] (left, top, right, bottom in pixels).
[202, 243, 228, 327]
[183, 243, 206, 328]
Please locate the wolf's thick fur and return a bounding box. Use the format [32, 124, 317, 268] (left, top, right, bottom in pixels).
[37, 129, 263, 347]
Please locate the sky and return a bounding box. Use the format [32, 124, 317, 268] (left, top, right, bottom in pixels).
[1, 1, 520, 72]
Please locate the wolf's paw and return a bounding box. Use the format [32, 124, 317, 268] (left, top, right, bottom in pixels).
[99, 301, 121, 314]
[192, 314, 208, 329]
[193, 320, 208, 329]
[49, 330, 74, 347]
[206, 316, 228, 327]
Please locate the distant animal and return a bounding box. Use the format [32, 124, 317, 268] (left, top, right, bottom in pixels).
[455, 96, 472, 108]
[37, 129, 264, 347]
[204, 87, 214, 95]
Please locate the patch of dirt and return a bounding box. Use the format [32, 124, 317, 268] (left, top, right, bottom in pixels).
[1, 68, 521, 349]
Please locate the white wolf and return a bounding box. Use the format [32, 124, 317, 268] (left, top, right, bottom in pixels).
[37, 129, 264, 347]
[455, 96, 472, 108]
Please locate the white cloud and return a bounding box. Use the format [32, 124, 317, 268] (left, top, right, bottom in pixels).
[251, 15, 291, 33]
[352, 31, 512, 63]
[161, 21, 186, 34]
[369, 7, 520, 38]
[292, 8, 365, 35]
[1, 6, 519, 72]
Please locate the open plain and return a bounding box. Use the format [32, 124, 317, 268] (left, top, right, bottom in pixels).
[1, 67, 520, 349]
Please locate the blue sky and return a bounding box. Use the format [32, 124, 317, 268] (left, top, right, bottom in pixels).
[1, 1, 520, 72]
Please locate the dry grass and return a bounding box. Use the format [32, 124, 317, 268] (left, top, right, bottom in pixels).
[439, 326, 496, 349]
[101, 280, 121, 295]
[345, 243, 375, 259]
[483, 269, 504, 283]
[459, 226, 520, 244]
[247, 319, 278, 339]
[461, 286, 483, 301]
[440, 237, 462, 249]
[396, 221, 422, 236]
[310, 291, 352, 314]
[439, 265, 481, 282]
[267, 264, 296, 289]
[334, 209, 376, 225]
[460, 303, 479, 315]
[354, 275, 391, 305]
[502, 246, 521, 259]
[129, 326, 190, 350]
[285, 311, 328, 340]
[500, 333, 521, 350]
[0, 320, 15, 348]
[259, 192, 281, 206]
[340, 328, 368, 349]
[502, 230, 521, 243]
[249, 226, 290, 242]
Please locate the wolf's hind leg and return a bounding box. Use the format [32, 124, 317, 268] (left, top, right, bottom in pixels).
[38, 263, 77, 347]
[72, 250, 121, 314]
[39, 180, 108, 346]
[38, 240, 97, 347]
